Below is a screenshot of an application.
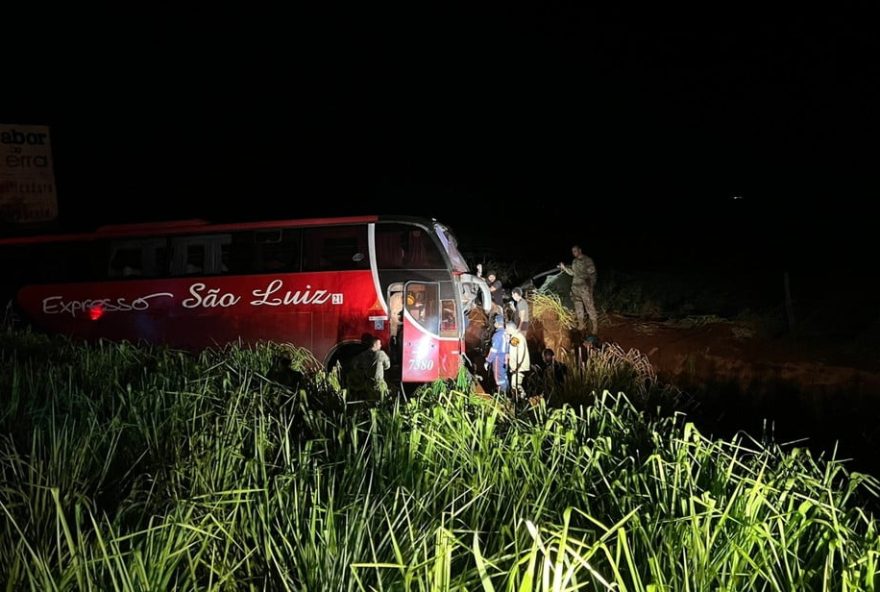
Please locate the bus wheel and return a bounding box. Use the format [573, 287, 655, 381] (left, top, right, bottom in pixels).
[326, 342, 368, 381]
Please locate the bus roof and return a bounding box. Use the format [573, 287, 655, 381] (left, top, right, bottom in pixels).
[0, 215, 383, 246]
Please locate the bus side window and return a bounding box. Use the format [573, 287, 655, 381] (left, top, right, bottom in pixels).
[440, 299, 457, 337]
[302, 226, 369, 271]
[375, 225, 407, 268]
[154, 244, 169, 275]
[185, 245, 205, 275]
[254, 229, 301, 273]
[170, 235, 231, 276]
[220, 242, 232, 273]
[21, 241, 102, 283]
[107, 239, 169, 279]
[109, 246, 143, 278]
[375, 223, 446, 269]
[225, 232, 255, 274]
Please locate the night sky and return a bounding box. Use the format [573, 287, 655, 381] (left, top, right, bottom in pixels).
[3, 9, 877, 272]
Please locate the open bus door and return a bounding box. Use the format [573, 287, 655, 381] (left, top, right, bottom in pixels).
[401, 280, 441, 382]
[386, 282, 404, 366]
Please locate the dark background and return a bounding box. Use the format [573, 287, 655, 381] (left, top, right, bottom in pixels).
[2, 8, 878, 472]
[2, 8, 877, 273]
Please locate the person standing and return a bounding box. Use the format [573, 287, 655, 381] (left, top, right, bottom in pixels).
[388, 290, 403, 346]
[559, 244, 598, 335]
[486, 271, 504, 316]
[351, 336, 392, 398]
[540, 348, 568, 384]
[510, 287, 530, 333]
[505, 322, 531, 399]
[484, 314, 509, 394]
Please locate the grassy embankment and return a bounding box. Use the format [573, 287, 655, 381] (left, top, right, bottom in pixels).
[1, 331, 878, 590]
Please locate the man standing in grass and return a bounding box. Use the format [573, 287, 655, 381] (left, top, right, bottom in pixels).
[540, 348, 568, 384]
[559, 244, 598, 335]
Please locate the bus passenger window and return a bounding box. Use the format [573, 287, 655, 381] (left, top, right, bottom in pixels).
[155, 245, 169, 275]
[185, 245, 205, 274]
[375, 223, 446, 269]
[108, 239, 169, 278]
[255, 229, 300, 273]
[109, 248, 143, 278]
[302, 226, 369, 271]
[220, 243, 231, 273]
[170, 235, 231, 276]
[440, 299, 458, 337]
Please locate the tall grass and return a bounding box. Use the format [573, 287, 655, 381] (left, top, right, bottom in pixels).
[1, 330, 878, 590]
[529, 292, 576, 330]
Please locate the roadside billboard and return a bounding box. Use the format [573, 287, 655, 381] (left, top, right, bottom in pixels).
[0, 124, 58, 225]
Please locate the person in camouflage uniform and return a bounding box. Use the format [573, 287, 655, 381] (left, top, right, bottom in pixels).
[559, 244, 598, 335]
[349, 336, 391, 399]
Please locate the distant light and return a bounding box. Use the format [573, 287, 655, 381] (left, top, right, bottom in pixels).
[732, 195, 744, 200]
[88, 304, 104, 321]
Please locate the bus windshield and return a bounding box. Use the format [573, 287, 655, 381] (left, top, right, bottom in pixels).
[433, 223, 469, 273]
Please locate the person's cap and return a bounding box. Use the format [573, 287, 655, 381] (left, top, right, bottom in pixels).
[494, 314, 504, 325]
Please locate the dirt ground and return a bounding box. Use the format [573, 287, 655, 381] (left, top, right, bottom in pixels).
[596, 313, 880, 397]
[468, 306, 880, 473]
[598, 312, 880, 474]
[469, 307, 880, 396]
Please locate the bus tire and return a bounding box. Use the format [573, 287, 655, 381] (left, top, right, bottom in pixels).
[325, 341, 368, 379]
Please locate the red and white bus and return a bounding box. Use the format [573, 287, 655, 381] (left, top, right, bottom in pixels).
[0, 215, 491, 382]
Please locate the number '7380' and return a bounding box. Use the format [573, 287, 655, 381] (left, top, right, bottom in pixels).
[408, 359, 434, 371]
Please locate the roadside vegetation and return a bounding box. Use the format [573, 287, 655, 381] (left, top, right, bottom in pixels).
[1, 331, 878, 590]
